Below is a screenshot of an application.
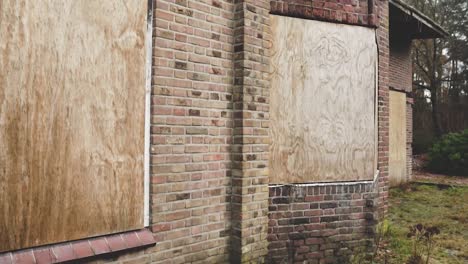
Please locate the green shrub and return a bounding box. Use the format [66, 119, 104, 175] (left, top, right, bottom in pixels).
[427, 129, 468, 176]
[413, 130, 435, 155]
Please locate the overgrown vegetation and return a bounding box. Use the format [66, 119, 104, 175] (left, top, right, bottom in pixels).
[388, 183, 468, 263]
[406, 224, 440, 264]
[427, 129, 468, 176]
[349, 220, 393, 264]
[350, 221, 441, 264]
[351, 182, 468, 263]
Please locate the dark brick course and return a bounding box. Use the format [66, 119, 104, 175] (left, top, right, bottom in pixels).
[268, 181, 380, 263]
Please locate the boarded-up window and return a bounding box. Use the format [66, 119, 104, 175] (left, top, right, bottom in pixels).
[389, 90, 407, 186]
[269, 15, 378, 184]
[0, 1, 148, 251]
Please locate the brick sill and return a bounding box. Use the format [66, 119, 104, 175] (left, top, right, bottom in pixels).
[0, 229, 155, 264]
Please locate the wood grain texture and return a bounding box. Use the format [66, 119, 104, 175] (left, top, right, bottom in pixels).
[269, 15, 377, 184]
[0, 0, 147, 251]
[389, 91, 407, 186]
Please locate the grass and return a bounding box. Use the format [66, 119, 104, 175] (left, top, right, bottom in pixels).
[387, 182, 468, 264]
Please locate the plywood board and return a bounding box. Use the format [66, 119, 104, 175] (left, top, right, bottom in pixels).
[389, 91, 407, 186]
[0, 0, 147, 251]
[269, 15, 377, 184]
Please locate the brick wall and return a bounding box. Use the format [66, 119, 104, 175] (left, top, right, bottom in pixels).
[230, 0, 271, 263]
[266, 0, 389, 262]
[76, 0, 388, 263]
[268, 182, 379, 263]
[389, 37, 412, 92]
[270, 0, 378, 27]
[389, 30, 413, 183]
[376, 0, 390, 217]
[149, 0, 236, 263]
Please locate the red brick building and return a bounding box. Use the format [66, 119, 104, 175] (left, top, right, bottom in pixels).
[0, 0, 446, 263]
[388, 0, 447, 186]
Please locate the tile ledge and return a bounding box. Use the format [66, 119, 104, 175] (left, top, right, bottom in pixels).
[0, 229, 155, 264]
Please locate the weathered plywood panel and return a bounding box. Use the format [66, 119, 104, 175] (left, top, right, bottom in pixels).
[389, 91, 407, 186]
[269, 15, 377, 184]
[0, 1, 147, 251]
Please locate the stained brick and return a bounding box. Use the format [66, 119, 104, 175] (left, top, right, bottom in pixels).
[320, 202, 338, 209]
[186, 127, 208, 134]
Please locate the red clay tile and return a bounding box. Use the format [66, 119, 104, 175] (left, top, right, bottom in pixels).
[106, 235, 126, 252]
[0, 253, 12, 264]
[135, 230, 156, 245]
[71, 241, 94, 259]
[89, 238, 111, 255]
[52, 244, 75, 262]
[12, 250, 34, 264]
[3, 229, 156, 264]
[33, 248, 56, 264]
[122, 232, 142, 248]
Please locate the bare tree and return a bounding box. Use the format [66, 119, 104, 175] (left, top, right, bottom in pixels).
[408, 0, 468, 139]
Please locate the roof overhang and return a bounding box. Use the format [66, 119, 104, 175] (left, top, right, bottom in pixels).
[389, 0, 448, 39]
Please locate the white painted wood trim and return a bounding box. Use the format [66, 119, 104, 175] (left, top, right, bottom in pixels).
[143, 0, 153, 227]
[374, 29, 379, 181]
[269, 170, 380, 188]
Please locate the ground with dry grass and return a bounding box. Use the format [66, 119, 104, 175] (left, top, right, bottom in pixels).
[386, 171, 468, 264]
